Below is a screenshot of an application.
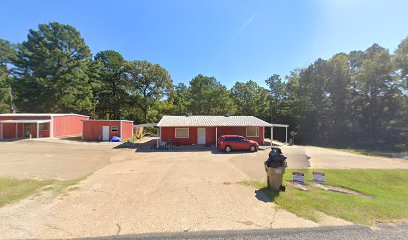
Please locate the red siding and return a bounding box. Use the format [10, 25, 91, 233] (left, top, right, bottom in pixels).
[0, 114, 87, 139]
[121, 121, 134, 140]
[53, 115, 89, 137]
[1, 115, 51, 139]
[16, 123, 49, 138]
[160, 126, 265, 145]
[1, 123, 50, 138]
[206, 127, 216, 145]
[217, 126, 264, 144]
[2, 123, 16, 138]
[82, 120, 133, 141]
[161, 127, 197, 145]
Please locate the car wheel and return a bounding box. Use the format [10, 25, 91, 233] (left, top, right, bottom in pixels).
[250, 145, 256, 152]
[225, 146, 232, 153]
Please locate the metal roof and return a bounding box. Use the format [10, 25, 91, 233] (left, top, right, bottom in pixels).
[0, 113, 89, 117]
[157, 116, 274, 127]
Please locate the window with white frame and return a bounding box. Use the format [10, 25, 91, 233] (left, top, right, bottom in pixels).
[246, 127, 259, 137]
[175, 128, 189, 138]
[39, 123, 49, 131]
[111, 126, 119, 132]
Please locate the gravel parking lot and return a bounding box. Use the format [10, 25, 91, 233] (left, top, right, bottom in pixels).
[0, 140, 122, 180]
[0, 139, 407, 239]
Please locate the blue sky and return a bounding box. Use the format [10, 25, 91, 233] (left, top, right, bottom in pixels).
[1, 0, 407, 88]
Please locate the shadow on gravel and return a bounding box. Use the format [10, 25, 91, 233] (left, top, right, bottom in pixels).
[255, 188, 279, 203]
[112, 139, 268, 155]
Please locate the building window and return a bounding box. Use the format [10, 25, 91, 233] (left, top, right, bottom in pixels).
[111, 126, 118, 132]
[175, 128, 189, 138]
[39, 123, 49, 131]
[246, 127, 259, 137]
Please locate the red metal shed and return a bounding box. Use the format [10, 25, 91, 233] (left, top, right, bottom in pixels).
[157, 115, 274, 146]
[0, 113, 89, 139]
[82, 120, 134, 141]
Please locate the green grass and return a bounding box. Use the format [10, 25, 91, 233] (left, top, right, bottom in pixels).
[242, 169, 408, 225]
[0, 177, 84, 208]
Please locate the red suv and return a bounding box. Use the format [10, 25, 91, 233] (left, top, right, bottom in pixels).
[217, 135, 259, 152]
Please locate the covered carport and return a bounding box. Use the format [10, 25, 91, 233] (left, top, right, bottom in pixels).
[270, 123, 289, 146]
[133, 123, 157, 142]
[0, 119, 52, 140]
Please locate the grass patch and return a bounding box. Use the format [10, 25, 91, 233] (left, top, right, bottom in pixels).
[244, 169, 408, 225]
[0, 177, 85, 208]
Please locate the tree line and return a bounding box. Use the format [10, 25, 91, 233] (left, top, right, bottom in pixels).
[0, 22, 407, 151]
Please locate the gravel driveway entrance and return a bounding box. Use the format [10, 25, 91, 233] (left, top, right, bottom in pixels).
[0, 149, 317, 239]
[1, 141, 406, 239]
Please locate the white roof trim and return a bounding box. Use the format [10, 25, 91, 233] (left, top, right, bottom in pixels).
[271, 124, 289, 127]
[157, 115, 275, 127]
[0, 113, 89, 117]
[82, 120, 134, 123]
[0, 119, 52, 124]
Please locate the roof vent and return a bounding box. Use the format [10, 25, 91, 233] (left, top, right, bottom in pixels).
[224, 114, 230, 117]
[186, 112, 193, 117]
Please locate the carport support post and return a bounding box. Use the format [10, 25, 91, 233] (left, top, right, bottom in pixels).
[0, 122, 3, 140]
[15, 123, 18, 138]
[37, 122, 39, 138]
[156, 127, 160, 149]
[215, 127, 218, 146]
[271, 127, 274, 147]
[285, 126, 288, 144]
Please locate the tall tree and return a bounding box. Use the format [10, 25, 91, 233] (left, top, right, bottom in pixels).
[188, 74, 235, 115]
[325, 53, 351, 145]
[0, 39, 17, 113]
[295, 59, 331, 144]
[354, 44, 397, 146]
[394, 37, 408, 150]
[231, 80, 268, 117]
[265, 74, 286, 124]
[93, 50, 127, 119]
[127, 60, 173, 122]
[395, 37, 408, 91]
[171, 82, 189, 115]
[13, 22, 93, 113]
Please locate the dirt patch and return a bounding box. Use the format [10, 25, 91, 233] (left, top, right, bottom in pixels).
[286, 182, 372, 198]
[287, 182, 309, 191]
[310, 183, 372, 198]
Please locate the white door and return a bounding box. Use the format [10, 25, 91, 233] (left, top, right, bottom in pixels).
[197, 128, 206, 144]
[102, 126, 110, 141]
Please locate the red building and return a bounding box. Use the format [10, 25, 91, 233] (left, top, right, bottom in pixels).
[82, 120, 134, 141]
[157, 115, 276, 145]
[0, 113, 89, 139]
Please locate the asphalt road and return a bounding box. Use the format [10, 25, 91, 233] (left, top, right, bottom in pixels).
[80, 225, 408, 240]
